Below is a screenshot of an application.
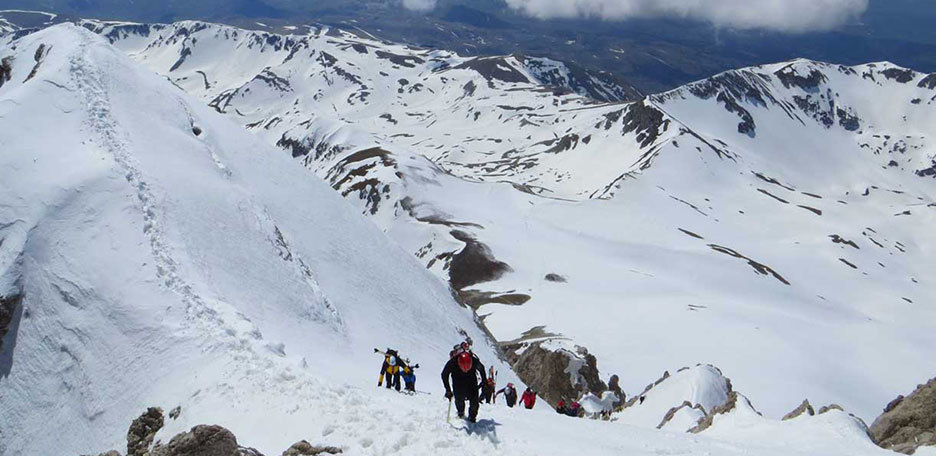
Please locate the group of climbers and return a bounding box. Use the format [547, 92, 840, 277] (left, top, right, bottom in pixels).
[376, 339, 543, 424]
[555, 399, 583, 417]
[376, 348, 419, 393]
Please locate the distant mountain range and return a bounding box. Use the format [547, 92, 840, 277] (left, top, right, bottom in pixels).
[2, 0, 936, 93]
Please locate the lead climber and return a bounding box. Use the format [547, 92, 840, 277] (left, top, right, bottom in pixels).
[442, 344, 487, 423]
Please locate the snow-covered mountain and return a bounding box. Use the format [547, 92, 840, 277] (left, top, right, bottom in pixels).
[0, 23, 510, 455]
[55, 17, 936, 423]
[2, 16, 936, 456]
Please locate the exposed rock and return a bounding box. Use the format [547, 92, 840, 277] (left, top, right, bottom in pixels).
[149, 424, 262, 456]
[775, 66, 827, 90]
[883, 68, 916, 84]
[168, 406, 181, 420]
[707, 244, 790, 285]
[127, 407, 164, 456]
[689, 391, 760, 433]
[621, 102, 667, 148]
[0, 293, 22, 352]
[870, 377, 936, 454]
[883, 395, 906, 414]
[919, 73, 936, 90]
[544, 273, 567, 283]
[657, 400, 706, 429]
[607, 374, 626, 409]
[0, 56, 13, 89]
[281, 440, 342, 456]
[501, 342, 607, 406]
[24, 43, 47, 82]
[448, 230, 511, 290]
[818, 403, 844, 414]
[455, 57, 529, 84]
[455, 289, 529, 310]
[782, 399, 815, 420]
[81, 451, 122, 456]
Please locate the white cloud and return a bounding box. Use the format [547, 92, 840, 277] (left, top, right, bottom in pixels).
[401, 0, 438, 12]
[503, 0, 869, 33]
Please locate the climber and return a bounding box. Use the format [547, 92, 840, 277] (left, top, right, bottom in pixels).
[495, 382, 518, 407]
[377, 348, 402, 391]
[556, 400, 569, 415]
[520, 386, 537, 409]
[480, 367, 496, 404]
[442, 346, 487, 423]
[401, 358, 419, 392]
[449, 340, 472, 359]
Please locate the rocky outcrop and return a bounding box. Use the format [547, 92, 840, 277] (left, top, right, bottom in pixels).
[501, 342, 607, 406]
[782, 399, 815, 420]
[127, 407, 164, 456]
[24, 43, 47, 82]
[88, 407, 343, 456]
[688, 391, 760, 434]
[448, 230, 511, 290]
[817, 403, 844, 415]
[657, 401, 705, 429]
[0, 56, 12, 89]
[0, 292, 22, 352]
[607, 374, 626, 410]
[870, 377, 936, 454]
[149, 425, 262, 456]
[281, 440, 342, 456]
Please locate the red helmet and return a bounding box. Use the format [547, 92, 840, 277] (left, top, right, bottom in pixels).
[457, 352, 473, 373]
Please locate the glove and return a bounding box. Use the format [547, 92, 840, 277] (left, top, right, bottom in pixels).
[445, 391, 453, 400]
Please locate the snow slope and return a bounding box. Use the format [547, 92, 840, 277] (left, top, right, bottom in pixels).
[61, 18, 936, 423]
[0, 24, 511, 455]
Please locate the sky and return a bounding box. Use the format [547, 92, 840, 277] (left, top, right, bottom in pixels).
[404, 0, 871, 33]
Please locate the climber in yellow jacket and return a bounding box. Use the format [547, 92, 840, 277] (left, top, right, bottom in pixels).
[377, 348, 402, 391]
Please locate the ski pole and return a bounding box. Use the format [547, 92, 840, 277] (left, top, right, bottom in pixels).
[447, 398, 452, 424]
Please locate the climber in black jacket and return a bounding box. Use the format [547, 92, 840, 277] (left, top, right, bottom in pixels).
[441, 348, 487, 423]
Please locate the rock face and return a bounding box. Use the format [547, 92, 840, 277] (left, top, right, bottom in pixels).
[127, 407, 164, 456]
[607, 374, 626, 410]
[90, 411, 347, 456]
[782, 399, 816, 420]
[870, 377, 936, 454]
[688, 391, 759, 434]
[817, 403, 844, 415]
[0, 293, 21, 352]
[502, 342, 607, 406]
[149, 425, 260, 456]
[281, 440, 342, 456]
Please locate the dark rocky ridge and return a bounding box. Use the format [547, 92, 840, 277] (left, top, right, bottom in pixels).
[0, 292, 22, 354]
[448, 230, 511, 291]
